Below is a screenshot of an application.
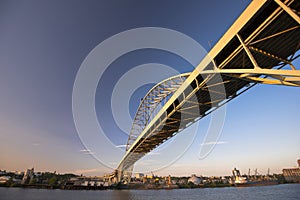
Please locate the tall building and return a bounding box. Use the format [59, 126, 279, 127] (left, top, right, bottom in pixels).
[283, 159, 300, 183]
[21, 168, 34, 184]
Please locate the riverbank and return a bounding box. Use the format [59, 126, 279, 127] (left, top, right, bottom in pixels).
[2, 182, 296, 191]
[1, 184, 300, 200]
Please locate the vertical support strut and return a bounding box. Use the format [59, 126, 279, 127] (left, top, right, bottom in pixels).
[237, 34, 260, 69]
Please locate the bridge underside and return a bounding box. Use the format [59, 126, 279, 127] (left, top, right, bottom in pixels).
[115, 0, 300, 183]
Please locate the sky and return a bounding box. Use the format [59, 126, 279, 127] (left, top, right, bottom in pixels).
[0, 0, 299, 177]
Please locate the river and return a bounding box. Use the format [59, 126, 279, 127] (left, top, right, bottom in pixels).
[1, 184, 299, 200]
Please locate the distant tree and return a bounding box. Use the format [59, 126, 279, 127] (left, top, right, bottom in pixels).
[29, 178, 37, 185]
[5, 177, 13, 187]
[48, 177, 57, 186]
[187, 181, 195, 188]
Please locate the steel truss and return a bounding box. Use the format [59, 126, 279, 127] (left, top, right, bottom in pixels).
[115, 0, 300, 183]
[125, 73, 190, 152]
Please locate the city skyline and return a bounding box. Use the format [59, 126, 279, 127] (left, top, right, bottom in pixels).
[1, 0, 299, 177]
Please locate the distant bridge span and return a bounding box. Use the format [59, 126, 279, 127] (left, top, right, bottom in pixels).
[112, 0, 300, 183]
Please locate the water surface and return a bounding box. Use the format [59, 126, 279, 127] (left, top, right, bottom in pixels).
[1, 184, 299, 200]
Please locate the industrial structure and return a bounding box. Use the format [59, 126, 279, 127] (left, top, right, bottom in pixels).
[110, 0, 300, 184]
[283, 159, 300, 183]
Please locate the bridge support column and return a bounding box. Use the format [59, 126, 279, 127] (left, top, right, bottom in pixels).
[117, 165, 134, 184]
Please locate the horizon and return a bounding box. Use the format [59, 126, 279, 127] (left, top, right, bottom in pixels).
[4, 163, 299, 178]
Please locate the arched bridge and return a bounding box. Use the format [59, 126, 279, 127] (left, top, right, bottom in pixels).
[114, 0, 300, 183]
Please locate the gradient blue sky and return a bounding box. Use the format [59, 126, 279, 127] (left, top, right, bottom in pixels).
[0, 0, 299, 177]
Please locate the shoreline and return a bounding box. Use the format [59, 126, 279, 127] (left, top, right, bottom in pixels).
[1, 182, 294, 191]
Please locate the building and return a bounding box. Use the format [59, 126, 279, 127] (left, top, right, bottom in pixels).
[70, 176, 106, 187]
[283, 159, 300, 183]
[0, 170, 6, 175]
[21, 168, 34, 184]
[135, 173, 144, 180]
[0, 176, 11, 184]
[188, 174, 202, 185]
